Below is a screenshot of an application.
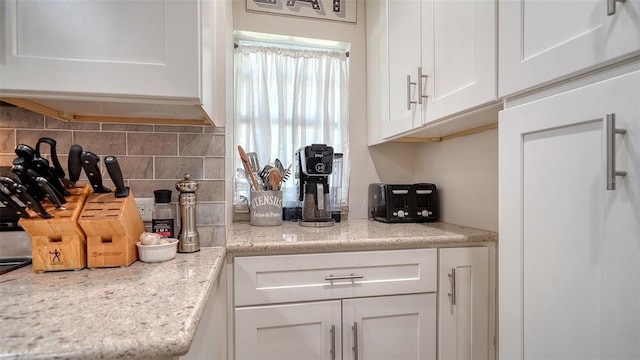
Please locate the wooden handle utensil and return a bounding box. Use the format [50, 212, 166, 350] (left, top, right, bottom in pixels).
[237, 145, 260, 191]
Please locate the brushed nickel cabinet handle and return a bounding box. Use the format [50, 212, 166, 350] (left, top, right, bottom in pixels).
[418, 67, 429, 104]
[325, 273, 364, 281]
[448, 268, 457, 305]
[352, 322, 359, 360]
[607, 0, 626, 15]
[606, 113, 627, 190]
[407, 75, 417, 110]
[330, 325, 336, 360]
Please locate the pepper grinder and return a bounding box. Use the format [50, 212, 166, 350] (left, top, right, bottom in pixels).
[176, 174, 200, 252]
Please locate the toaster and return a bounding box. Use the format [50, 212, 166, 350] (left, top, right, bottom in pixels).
[368, 183, 438, 223]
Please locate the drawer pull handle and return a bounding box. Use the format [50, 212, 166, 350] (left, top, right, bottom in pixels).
[325, 273, 364, 281]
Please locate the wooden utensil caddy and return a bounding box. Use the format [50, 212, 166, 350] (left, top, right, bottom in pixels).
[18, 185, 91, 273]
[78, 190, 145, 269]
[18, 186, 145, 272]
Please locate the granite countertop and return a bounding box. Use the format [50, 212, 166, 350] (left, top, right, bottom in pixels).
[227, 219, 497, 254]
[0, 247, 225, 360]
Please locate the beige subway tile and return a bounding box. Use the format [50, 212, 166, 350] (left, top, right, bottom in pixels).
[179, 134, 225, 156]
[116, 156, 153, 180]
[128, 133, 177, 156]
[194, 180, 225, 201]
[196, 225, 226, 247]
[155, 157, 203, 180]
[204, 157, 225, 180]
[16, 130, 73, 154]
[0, 155, 15, 167]
[0, 106, 44, 129]
[154, 125, 203, 133]
[203, 125, 223, 134]
[128, 179, 181, 199]
[196, 202, 225, 226]
[45, 117, 100, 130]
[0, 129, 15, 153]
[101, 123, 153, 132]
[73, 131, 126, 156]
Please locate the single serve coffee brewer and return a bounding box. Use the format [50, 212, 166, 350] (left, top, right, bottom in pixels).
[295, 144, 335, 227]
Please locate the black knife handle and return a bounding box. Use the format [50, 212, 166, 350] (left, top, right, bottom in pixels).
[15, 144, 36, 162]
[11, 160, 45, 201]
[27, 169, 67, 207]
[0, 190, 30, 218]
[81, 151, 112, 193]
[30, 157, 71, 197]
[11, 182, 51, 219]
[36, 137, 65, 178]
[104, 156, 129, 198]
[68, 144, 83, 183]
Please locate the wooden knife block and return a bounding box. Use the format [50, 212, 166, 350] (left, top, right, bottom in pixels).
[79, 190, 144, 268]
[18, 185, 91, 273]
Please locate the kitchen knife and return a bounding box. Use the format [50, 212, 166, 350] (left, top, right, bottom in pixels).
[30, 156, 71, 196]
[25, 168, 67, 209]
[35, 137, 65, 178]
[36, 137, 75, 188]
[0, 176, 51, 218]
[14, 144, 36, 162]
[104, 156, 129, 198]
[68, 144, 83, 186]
[80, 151, 111, 193]
[11, 158, 45, 201]
[0, 185, 30, 218]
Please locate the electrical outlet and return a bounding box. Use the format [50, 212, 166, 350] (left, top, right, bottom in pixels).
[135, 198, 154, 222]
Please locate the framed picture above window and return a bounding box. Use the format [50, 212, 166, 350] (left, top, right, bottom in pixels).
[246, 0, 356, 23]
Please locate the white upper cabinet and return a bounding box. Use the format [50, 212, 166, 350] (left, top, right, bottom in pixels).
[367, 0, 498, 144]
[422, 0, 497, 123]
[0, 0, 231, 126]
[499, 0, 640, 97]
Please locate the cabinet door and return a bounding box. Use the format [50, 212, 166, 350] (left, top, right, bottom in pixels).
[499, 70, 640, 359]
[422, 0, 497, 123]
[235, 300, 342, 360]
[499, 0, 640, 97]
[438, 247, 489, 360]
[0, 0, 199, 99]
[384, 0, 424, 138]
[343, 293, 436, 360]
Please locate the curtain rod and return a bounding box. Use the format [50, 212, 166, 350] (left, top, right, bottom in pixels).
[233, 41, 349, 57]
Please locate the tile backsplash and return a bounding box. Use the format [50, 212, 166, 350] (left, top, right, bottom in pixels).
[0, 103, 226, 246]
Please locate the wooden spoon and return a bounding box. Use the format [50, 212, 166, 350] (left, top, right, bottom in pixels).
[268, 167, 282, 191]
[237, 145, 260, 191]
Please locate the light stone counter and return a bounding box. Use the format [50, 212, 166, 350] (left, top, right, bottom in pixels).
[227, 219, 497, 254]
[0, 247, 225, 360]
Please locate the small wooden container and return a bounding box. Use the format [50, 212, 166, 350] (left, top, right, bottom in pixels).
[79, 190, 145, 268]
[18, 185, 91, 273]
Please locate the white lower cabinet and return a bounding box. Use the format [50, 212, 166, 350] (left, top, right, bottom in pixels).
[438, 247, 490, 360]
[232, 247, 492, 360]
[235, 293, 435, 360]
[233, 249, 437, 360]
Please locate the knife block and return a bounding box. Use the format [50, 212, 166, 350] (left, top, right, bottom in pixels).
[18, 185, 91, 273]
[79, 190, 144, 268]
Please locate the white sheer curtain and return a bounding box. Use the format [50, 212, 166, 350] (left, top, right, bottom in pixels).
[234, 43, 349, 208]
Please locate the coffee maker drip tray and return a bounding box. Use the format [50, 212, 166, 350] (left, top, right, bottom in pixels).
[298, 219, 336, 227]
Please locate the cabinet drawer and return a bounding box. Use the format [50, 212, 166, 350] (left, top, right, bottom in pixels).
[234, 248, 436, 306]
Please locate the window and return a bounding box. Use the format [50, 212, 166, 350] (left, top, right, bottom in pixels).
[234, 40, 349, 213]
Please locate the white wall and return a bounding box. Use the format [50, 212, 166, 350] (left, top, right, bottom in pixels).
[232, 0, 379, 219]
[413, 129, 498, 231]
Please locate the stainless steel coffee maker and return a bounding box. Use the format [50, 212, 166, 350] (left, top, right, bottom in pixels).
[296, 144, 335, 227]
